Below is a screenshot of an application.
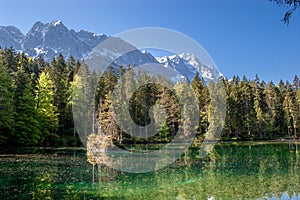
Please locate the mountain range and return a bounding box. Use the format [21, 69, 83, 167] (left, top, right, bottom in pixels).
[0, 20, 221, 82]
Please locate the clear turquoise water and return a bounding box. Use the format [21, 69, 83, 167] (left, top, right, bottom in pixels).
[0, 142, 299, 199]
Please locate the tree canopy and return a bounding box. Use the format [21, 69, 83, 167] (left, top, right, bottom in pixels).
[0, 48, 299, 146]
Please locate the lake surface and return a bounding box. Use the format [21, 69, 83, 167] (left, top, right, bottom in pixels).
[0, 142, 300, 199]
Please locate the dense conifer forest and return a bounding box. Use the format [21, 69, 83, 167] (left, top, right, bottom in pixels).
[0, 48, 299, 147]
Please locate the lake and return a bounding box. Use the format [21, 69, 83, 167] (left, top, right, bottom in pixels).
[0, 142, 300, 199]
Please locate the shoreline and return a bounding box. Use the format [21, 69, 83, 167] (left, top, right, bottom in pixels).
[1, 139, 300, 150]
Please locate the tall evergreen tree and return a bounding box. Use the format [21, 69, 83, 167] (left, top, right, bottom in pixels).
[191, 73, 210, 135]
[2, 47, 18, 74]
[13, 66, 42, 145]
[252, 76, 267, 139]
[283, 81, 298, 137]
[292, 75, 300, 137]
[50, 54, 72, 136]
[35, 71, 58, 142]
[240, 76, 256, 139]
[0, 51, 14, 144]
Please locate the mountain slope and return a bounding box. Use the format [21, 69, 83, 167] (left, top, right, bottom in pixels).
[0, 25, 24, 50]
[156, 53, 222, 82]
[23, 20, 108, 61]
[0, 20, 221, 82]
[0, 20, 108, 61]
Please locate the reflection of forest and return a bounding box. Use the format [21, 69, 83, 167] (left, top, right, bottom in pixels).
[0, 143, 299, 199]
[83, 142, 300, 199]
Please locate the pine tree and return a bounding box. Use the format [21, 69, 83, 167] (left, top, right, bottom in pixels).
[0, 51, 14, 144]
[264, 81, 286, 139]
[173, 79, 198, 140]
[98, 91, 117, 137]
[2, 47, 18, 74]
[123, 67, 135, 138]
[72, 62, 94, 144]
[240, 76, 256, 139]
[206, 79, 226, 141]
[13, 66, 42, 145]
[229, 76, 243, 138]
[67, 56, 76, 83]
[50, 54, 72, 136]
[252, 75, 268, 139]
[1, 47, 300, 145]
[283, 81, 297, 138]
[292, 75, 300, 137]
[110, 66, 131, 144]
[35, 71, 58, 141]
[191, 73, 210, 135]
[155, 79, 179, 142]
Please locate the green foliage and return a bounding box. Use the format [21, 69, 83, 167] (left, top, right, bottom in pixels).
[222, 74, 299, 140]
[191, 73, 210, 134]
[13, 66, 42, 145]
[0, 48, 299, 146]
[0, 52, 14, 144]
[0, 49, 77, 146]
[35, 71, 58, 141]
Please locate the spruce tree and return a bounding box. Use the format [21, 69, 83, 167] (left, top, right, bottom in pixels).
[191, 73, 210, 135]
[0, 52, 14, 144]
[50, 54, 71, 136]
[283, 81, 297, 137]
[13, 66, 42, 145]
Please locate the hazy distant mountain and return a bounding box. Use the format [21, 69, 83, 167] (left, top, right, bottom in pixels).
[0, 20, 222, 82]
[0, 25, 24, 51]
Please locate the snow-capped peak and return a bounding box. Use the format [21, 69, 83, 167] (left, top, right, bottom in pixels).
[155, 53, 222, 82]
[0, 20, 222, 83]
[156, 56, 168, 63]
[1, 20, 108, 62]
[52, 20, 62, 26]
[93, 33, 104, 37]
[179, 53, 201, 66]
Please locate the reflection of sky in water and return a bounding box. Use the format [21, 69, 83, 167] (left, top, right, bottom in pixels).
[266, 192, 300, 200]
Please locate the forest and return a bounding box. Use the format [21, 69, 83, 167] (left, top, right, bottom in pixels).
[0, 48, 299, 147]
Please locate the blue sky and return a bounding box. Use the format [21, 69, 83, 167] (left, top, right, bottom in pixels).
[0, 0, 299, 83]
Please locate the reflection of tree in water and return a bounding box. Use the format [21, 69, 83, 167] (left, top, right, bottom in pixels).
[94, 143, 300, 199]
[86, 134, 117, 181]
